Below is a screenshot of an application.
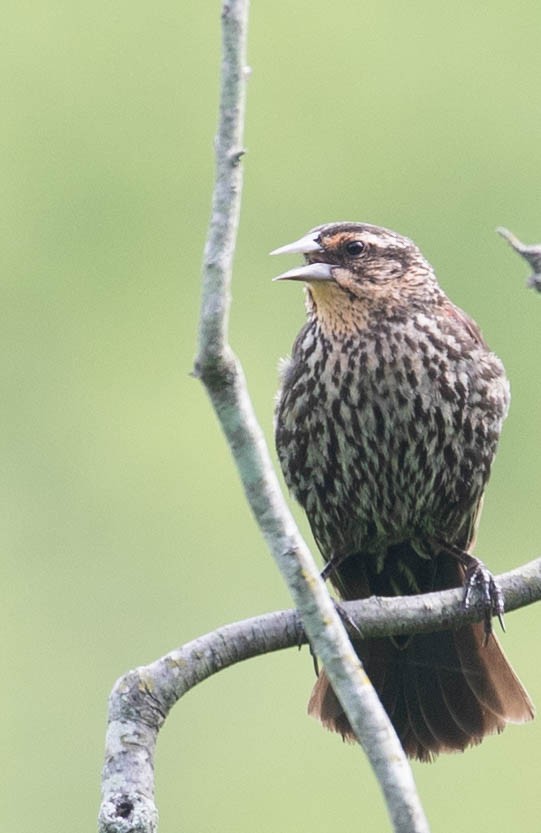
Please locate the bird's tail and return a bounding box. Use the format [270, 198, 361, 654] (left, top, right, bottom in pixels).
[308, 547, 534, 761]
[308, 623, 534, 761]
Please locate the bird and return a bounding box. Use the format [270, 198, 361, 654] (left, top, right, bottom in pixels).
[272, 221, 534, 761]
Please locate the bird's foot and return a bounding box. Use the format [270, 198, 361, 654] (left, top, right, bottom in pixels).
[320, 559, 337, 582]
[462, 555, 505, 643]
[320, 552, 349, 582]
[333, 600, 363, 639]
[320, 555, 362, 636]
[435, 540, 505, 643]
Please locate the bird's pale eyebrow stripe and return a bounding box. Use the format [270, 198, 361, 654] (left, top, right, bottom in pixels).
[360, 232, 408, 249]
[331, 231, 408, 250]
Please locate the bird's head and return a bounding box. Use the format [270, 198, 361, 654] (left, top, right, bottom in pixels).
[271, 222, 438, 330]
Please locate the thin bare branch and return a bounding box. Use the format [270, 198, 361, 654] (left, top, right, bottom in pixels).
[192, 2, 430, 832]
[98, 556, 540, 831]
[100, 0, 429, 830]
[497, 226, 541, 290]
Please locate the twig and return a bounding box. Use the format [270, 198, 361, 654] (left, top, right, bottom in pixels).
[497, 226, 541, 291]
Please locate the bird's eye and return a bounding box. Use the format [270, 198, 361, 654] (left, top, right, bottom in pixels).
[344, 240, 365, 256]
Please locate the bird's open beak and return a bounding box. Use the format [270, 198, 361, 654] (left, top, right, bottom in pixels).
[270, 233, 323, 257]
[272, 263, 334, 282]
[270, 233, 334, 282]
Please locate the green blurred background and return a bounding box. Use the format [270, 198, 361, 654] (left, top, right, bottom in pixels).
[3, 1, 541, 830]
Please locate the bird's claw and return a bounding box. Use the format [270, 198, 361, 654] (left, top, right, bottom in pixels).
[320, 552, 346, 582]
[320, 560, 334, 582]
[333, 600, 363, 639]
[320, 556, 362, 636]
[463, 557, 505, 642]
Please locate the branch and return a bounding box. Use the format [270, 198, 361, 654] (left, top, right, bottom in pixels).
[192, 3, 429, 833]
[98, 557, 541, 831]
[111, 557, 541, 694]
[100, 2, 429, 832]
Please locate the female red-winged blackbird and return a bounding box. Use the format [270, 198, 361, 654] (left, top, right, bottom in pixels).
[272, 222, 534, 761]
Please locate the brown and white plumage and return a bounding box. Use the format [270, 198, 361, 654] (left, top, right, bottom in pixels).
[273, 222, 534, 761]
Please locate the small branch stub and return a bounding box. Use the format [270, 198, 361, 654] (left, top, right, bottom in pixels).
[99, 794, 158, 833]
[497, 226, 541, 291]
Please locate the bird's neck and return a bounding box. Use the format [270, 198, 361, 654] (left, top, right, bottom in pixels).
[305, 283, 372, 337]
[305, 280, 444, 340]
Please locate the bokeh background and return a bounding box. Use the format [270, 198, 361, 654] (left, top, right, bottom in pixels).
[3, 2, 541, 831]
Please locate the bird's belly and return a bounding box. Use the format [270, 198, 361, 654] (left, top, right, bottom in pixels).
[277, 364, 495, 560]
